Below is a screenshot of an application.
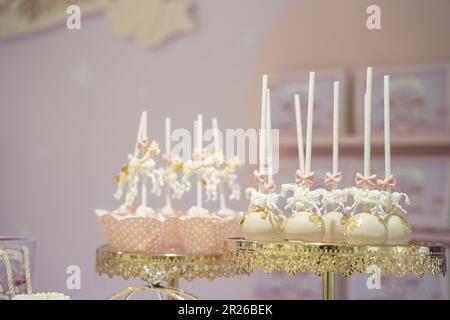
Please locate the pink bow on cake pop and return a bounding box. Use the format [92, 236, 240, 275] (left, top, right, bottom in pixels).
[295, 170, 315, 187]
[136, 139, 149, 150]
[253, 170, 276, 193]
[377, 175, 397, 191]
[253, 170, 266, 183]
[324, 171, 343, 186]
[162, 153, 173, 165]
[355, 173, 377, 189]
[264, 181, 276, 193]
[191, 149, 205, 161]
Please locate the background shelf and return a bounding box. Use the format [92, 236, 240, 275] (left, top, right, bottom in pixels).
[279, 133, 450, 156]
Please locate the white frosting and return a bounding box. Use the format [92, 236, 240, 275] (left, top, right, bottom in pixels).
[135, 205, 157, 218]
[96, 205, 162, 221]
[12, 292, 70, 300]
[181, 206, 214, 221]
[159, 206, 177, 217]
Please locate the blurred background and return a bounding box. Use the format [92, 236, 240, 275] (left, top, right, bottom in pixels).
[1, 0, 450, 299]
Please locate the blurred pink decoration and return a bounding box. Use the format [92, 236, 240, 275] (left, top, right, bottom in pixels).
[269, 70, 347, 136]
[354, 64, 450, 135]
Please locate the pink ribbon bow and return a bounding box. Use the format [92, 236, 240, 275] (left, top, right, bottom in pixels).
[295, 170, 315, 186]
[377, 175, 397, 191]
[136, 139, 149, 150]
[253, 170, 266, 183]
[324, 171, 343, 186]
[264, 181, 276, 193]
[355, 173, 377, 189]
[162, 153, 173, 165]
[191, 149, 205, 161]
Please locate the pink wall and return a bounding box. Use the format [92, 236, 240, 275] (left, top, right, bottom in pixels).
[253, 0, 450, 120]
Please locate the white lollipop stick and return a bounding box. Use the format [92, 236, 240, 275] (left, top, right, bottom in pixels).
[266, 89, 273, 184]
[196, 114, 203, 208]
[305, 72, 315, 176]
[384, 75, 391, 179]
[141, 111, 148, 207]
[364, 67, 373, 178]
[134, 112, 145, 157]
[294, 94, 305, 174]
[259, 75, 268, 191]
[332, 81, 340, 186]
[212, 117, 226, 209]
[384, 75, 393, 213]
[165, 117, 172, 209]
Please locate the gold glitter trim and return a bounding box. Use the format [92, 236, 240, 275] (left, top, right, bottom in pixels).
[223, 238, 447, 278]
[309, 213, 324, 229]
[96, 245, 244, 283]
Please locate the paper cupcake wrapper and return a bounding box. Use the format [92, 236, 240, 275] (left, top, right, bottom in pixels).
[181, 217, 225, 254]
[157, 217, 184, 253]
[97, 211, 241, 254]
[97, 215, 164, 252]
[223, 216, 241, 239]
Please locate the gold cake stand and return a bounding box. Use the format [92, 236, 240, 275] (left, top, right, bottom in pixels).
[223, 238, 447, 300]
[96, 245, 243, 300]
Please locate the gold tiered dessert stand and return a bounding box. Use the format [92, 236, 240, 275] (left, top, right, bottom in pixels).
[223, 238, 447, 300]
[96, 245, 243, 300]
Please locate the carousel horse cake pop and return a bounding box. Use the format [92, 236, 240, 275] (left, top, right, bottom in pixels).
[378, 75, 412, 245]
[345, 68, 388, 245]
[344, 179, 387, 245]
[96, 111, 172, 252]
[281, 171, 324, 242]
[321, 81, 349, 243]
[180, 115, 243, 253]
[321, 173, 349, 242]
[281, 73, 325, 242]
[241, 76, 284, 241]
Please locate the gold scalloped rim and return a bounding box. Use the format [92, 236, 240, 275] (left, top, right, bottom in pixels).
[223, 239, 447, 278]
[96, 245, 244, 282]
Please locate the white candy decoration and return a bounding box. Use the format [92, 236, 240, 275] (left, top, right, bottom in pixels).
[113, 112, 162, 208]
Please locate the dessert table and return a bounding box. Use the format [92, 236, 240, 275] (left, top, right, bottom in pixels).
[223, 238, 447, 300]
